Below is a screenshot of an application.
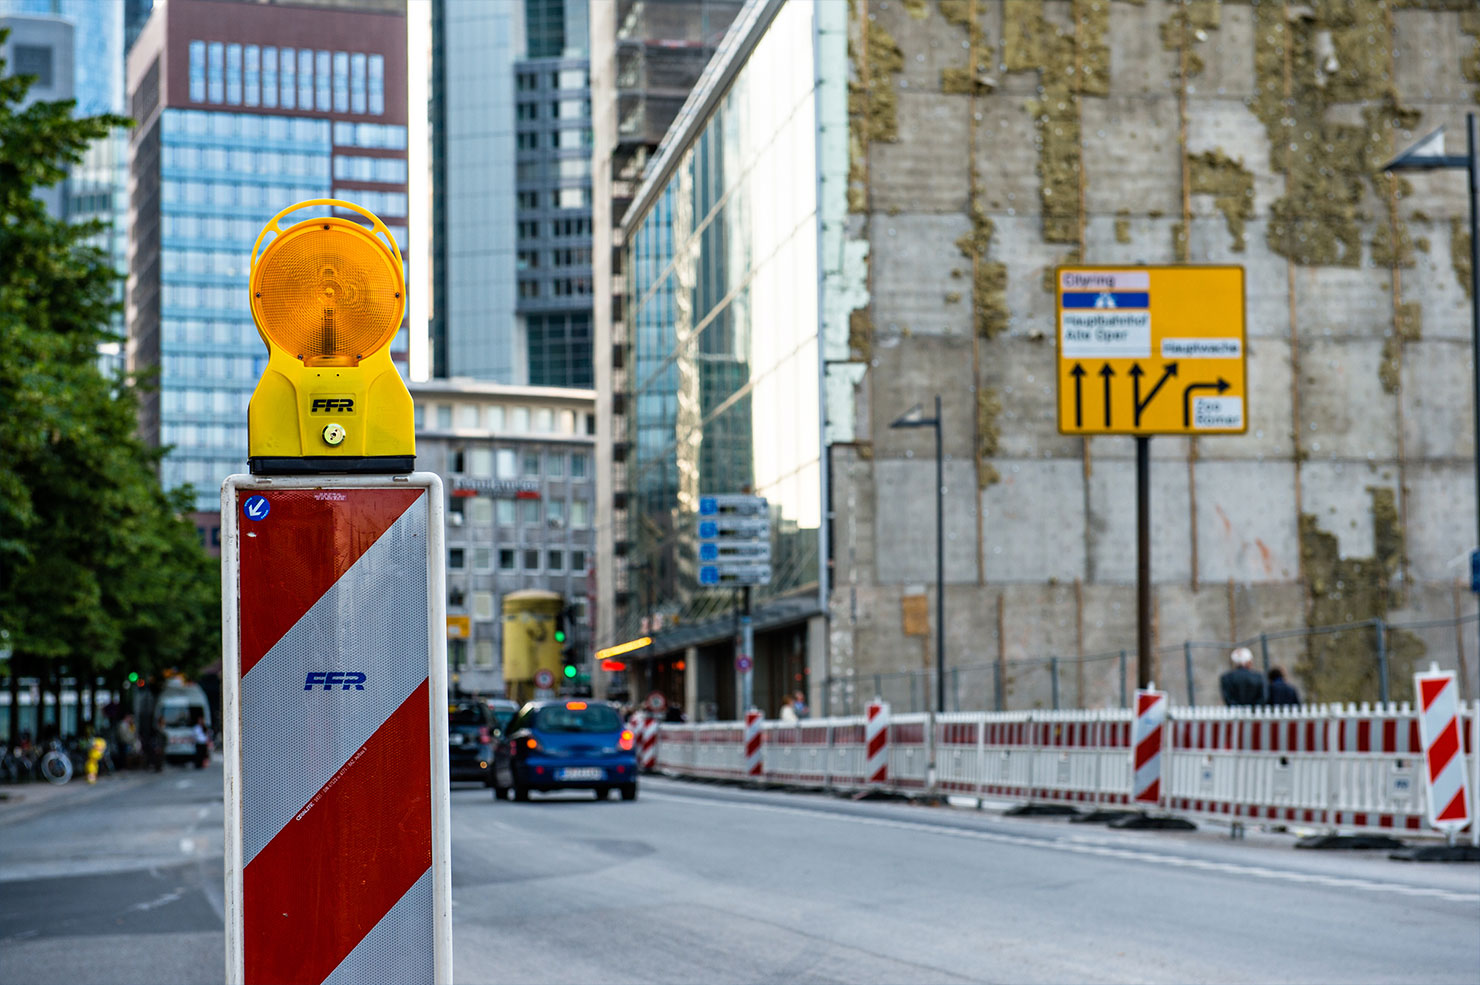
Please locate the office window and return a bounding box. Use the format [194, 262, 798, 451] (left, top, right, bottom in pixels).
[469, 498, 492, 525]
[449, 548, 465, 570]
[495, 448, 517, 479]
[262, 47, 277, 107]
[226, 44, 242, 104]
[474, 640, 495, 669]
[448, 496, 465, 524]
[458, 403, 478, 428]
[496, 499, 515, 525]
[474, 547, 492, 572]
[498, 549, 516, 571]
[208, 42, 224, 103]
[189, 41, 206, 102]
[244, 46, 259, 106]
[523, 549, 539, 571]
[470, 447, 492, 477]
[281, 47, 296, 108]
[333, 51, 349, 113]
[414, 403, 424, 429]
[521, 499, 539, 524]
[298, 50, 314, 109]
[316, 51, 331, 110]
[449, 446, 466, 473]
[368, 54, 385, 114]
[547, 453, 564, 478]
[546, 500, 564, 525]
[570, 550, 586, 572]
[351, 53, 367, 114]
[533, 408, 553, 432]
[571, 453, 587, 478]
[560, 410, 576, 433]
[546, 550, 563, 572]
[570, 500, 588, 526]
[436, 405, 452, 429]
[522, 452, 540, 477]
[486, 405, 505, 430]
[512, 407, 529, 431]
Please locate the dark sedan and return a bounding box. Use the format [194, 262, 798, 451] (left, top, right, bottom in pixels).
[448, 699, 497, 785]
[492, 700, 637, 801]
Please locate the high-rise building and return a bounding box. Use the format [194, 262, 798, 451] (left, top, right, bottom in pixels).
[430, 0, 594, 387]
[126, 0, 408, 515]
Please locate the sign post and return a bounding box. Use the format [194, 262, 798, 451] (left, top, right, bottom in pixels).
[1056, 266, 1246, 689]
[223, 201, 451, 985]
[697, 495, 770, 713]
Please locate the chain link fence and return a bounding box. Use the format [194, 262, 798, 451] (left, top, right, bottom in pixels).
[823, 613, 1479, 716]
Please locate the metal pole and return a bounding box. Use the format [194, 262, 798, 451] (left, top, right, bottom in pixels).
[1051, 656, 1060, 710]
[1136, 436, 1152, 687]
[993, 662, 1003, 712]
[1468, 114, 1480, 792]
[1119, 649, 1128, 707]
[934, 394, 945, 715]
[1259, 632, 1271, 703]
[952, 667, 960, 712]
[1374, 617, 1390, 705]
[741, 586, 753, 712]
[1184, 641, 1196, 706]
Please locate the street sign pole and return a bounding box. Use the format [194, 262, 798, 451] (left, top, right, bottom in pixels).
[1136, 436, 1152, 689]
[741, 586, 754, 712]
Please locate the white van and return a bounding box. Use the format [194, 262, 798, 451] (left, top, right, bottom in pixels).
[157, 682, 211, 762]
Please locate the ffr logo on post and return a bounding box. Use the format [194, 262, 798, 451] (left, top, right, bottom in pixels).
[309, 397, 355, 413]
[304, 671, 367, 691]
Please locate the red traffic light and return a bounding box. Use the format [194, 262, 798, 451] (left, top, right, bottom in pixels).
[601, 659, 627, 672]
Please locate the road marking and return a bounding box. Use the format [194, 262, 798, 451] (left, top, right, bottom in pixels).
[174, 779, 190, 790]
[180, 838, 195, 854]
[643, 790, 1480, 905]
[130, 890, 183, 912]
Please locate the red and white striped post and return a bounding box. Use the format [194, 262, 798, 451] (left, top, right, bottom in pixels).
[744, 709, 764, 778]
[1414, 666, 1472, 837]
[639, 715, 659, 772]
[865, 700, 890, 785]
[1131, 686, 1167, 805]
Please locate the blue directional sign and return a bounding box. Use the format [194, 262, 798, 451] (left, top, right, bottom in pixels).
[699, 521, 718, 539]
[694, 494, 770, 587]
[243, 495, 271, 521]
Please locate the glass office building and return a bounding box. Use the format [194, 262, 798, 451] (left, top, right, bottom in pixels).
[614, 0, 847, 715]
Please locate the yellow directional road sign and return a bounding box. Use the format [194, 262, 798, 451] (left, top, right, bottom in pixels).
[1055, 265, 1246, 436]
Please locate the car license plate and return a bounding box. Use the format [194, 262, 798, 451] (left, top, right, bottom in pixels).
[448, 734, 464, 745]
[557, 767, 604, 781]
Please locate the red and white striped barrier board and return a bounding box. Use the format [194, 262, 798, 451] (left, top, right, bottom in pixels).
[744, 709, 763, 777]
[223, 476, 452, 985]
[1132, 688, 1167, 804]
[639, 715, 659, 772]
[1414, 668, 1471, 832]
[866, 700, 890, 784]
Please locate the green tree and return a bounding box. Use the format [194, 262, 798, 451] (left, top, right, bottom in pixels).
[0, 39, 219, 743]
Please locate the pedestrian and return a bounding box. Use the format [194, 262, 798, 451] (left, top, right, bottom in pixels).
[779, 696, 799, 725]
[792, 690, 808, 719]
[113, 713, 140, 771]
[1219, 647, 1266, 707]
[1266, 666, 1300, 707]
[191, 713, 211, 769]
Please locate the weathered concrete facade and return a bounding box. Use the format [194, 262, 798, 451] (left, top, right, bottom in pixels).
[834, 0, 1480, 709]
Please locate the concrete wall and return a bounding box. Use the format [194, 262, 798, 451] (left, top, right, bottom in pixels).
[833, 0, 1480, 708]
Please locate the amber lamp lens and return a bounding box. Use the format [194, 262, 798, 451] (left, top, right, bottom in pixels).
[254, 220, 402, 366]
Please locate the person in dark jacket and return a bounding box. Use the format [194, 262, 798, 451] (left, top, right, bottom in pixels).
[1266, 666, 1300, 707]
[1220, 647, 1266, 706]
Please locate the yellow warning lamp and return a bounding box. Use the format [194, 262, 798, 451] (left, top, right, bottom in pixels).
[246, 198, 413, 474]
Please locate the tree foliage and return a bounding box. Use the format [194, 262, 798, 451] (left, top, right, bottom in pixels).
[0, 40, 220, 708]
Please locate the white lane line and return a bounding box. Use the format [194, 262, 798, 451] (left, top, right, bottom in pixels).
[644, 790, 1480, 905]
[130, 890, 183, 912]
[179, 838, 196, 854]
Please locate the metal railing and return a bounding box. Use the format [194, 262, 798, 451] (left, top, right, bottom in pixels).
[823, 613, 1479, 716]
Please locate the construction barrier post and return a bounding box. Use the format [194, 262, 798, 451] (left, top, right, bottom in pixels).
[639, 714, 659, 772]
[865, 699, 890, 785]
[1131, 685, 1167, 805]
[744, 708, 763, 779]
[1414, 665, 1472, 838]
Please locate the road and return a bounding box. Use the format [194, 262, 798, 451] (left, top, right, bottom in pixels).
[2, 768, 1477, 984]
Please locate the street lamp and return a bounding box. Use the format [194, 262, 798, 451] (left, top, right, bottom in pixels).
[890, 395, 945, 713]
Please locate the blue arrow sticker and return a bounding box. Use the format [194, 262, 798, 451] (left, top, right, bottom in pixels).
[243, 495, 271, 521]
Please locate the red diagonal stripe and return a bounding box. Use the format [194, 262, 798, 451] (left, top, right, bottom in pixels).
[867, 733, 887, 758]
[1419, 677, 1448, 712]
[1135, 779, 1160, 803]
[1436, 787, 1470, 824]
[244, 681, 431, 985]
[1427, 720, 1460, 782]
[1134, 731, 1162, 770]
[239, 489, 423, 674]
[1136, 692, 1160, 716]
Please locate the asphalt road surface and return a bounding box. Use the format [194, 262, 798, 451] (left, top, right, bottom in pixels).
[3, 768, 1477, 984]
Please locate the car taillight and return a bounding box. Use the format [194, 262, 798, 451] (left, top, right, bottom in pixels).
[478, 727, 491, 744]
[523, 737, 540, 754]
[619, 729, 634, 751]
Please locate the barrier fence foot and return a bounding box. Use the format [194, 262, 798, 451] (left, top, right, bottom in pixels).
[1296, 833, 1406, 851]
[1005, 803, 1081, 817]
[1388, 844, 1480, 862]
[1070, 809, 1142, 825]
[1107, 813, 1197, 831]
[851, 788, 909, 802]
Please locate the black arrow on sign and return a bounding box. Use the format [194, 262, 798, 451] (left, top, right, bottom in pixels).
[1098, 363, 1115, 427]
[1183, 378, 1232, 427]
[1130, 361, 1178, 427]
[1069, 362, 1086, 427]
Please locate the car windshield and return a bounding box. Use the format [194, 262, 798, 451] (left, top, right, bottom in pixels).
[448, 703, 486, 725]
[492, 706, 516, 729]
[533, 704, 622, 734]
[162, 703, 204, 729]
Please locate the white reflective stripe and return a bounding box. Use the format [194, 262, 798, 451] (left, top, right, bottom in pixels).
[241, 503, 428, 866]
[1131, 694, 1165, 745]
[1429, 756, 1467, 822]
[1420, 677, 1455, 746]
[1133, 753, 1160, 797]
[322, 868, 434, 985]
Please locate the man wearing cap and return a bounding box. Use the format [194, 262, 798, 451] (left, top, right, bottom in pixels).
[1220, 647, 1265, 706]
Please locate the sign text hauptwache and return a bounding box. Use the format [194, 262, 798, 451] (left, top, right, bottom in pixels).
[1055, 266, 1247, 436]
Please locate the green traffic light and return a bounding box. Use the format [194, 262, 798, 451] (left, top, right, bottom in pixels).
[128, 672, 139, 683]
[563, 664, 577, 678]
[554, 629, 567, 643]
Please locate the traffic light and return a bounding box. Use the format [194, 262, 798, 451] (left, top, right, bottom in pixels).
[246, 199, 413, 475]
[557, 606, 578, 680]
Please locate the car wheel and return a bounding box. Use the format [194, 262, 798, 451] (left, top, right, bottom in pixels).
[594, 786, 610, 801]
[493, 781, 509, 800]
[513, 784, 529, 802]
[621, 783, 637, 801]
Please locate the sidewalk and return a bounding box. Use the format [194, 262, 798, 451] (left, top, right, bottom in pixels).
[0, 768, 156, 826]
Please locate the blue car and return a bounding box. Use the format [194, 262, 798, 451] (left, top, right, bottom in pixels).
[492, 700, 638, 801]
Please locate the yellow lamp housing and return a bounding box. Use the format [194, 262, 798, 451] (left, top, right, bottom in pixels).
[246, 198, 414, 475]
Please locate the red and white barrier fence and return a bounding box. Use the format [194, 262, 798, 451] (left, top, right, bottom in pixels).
[650, 700, 1477, 839]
